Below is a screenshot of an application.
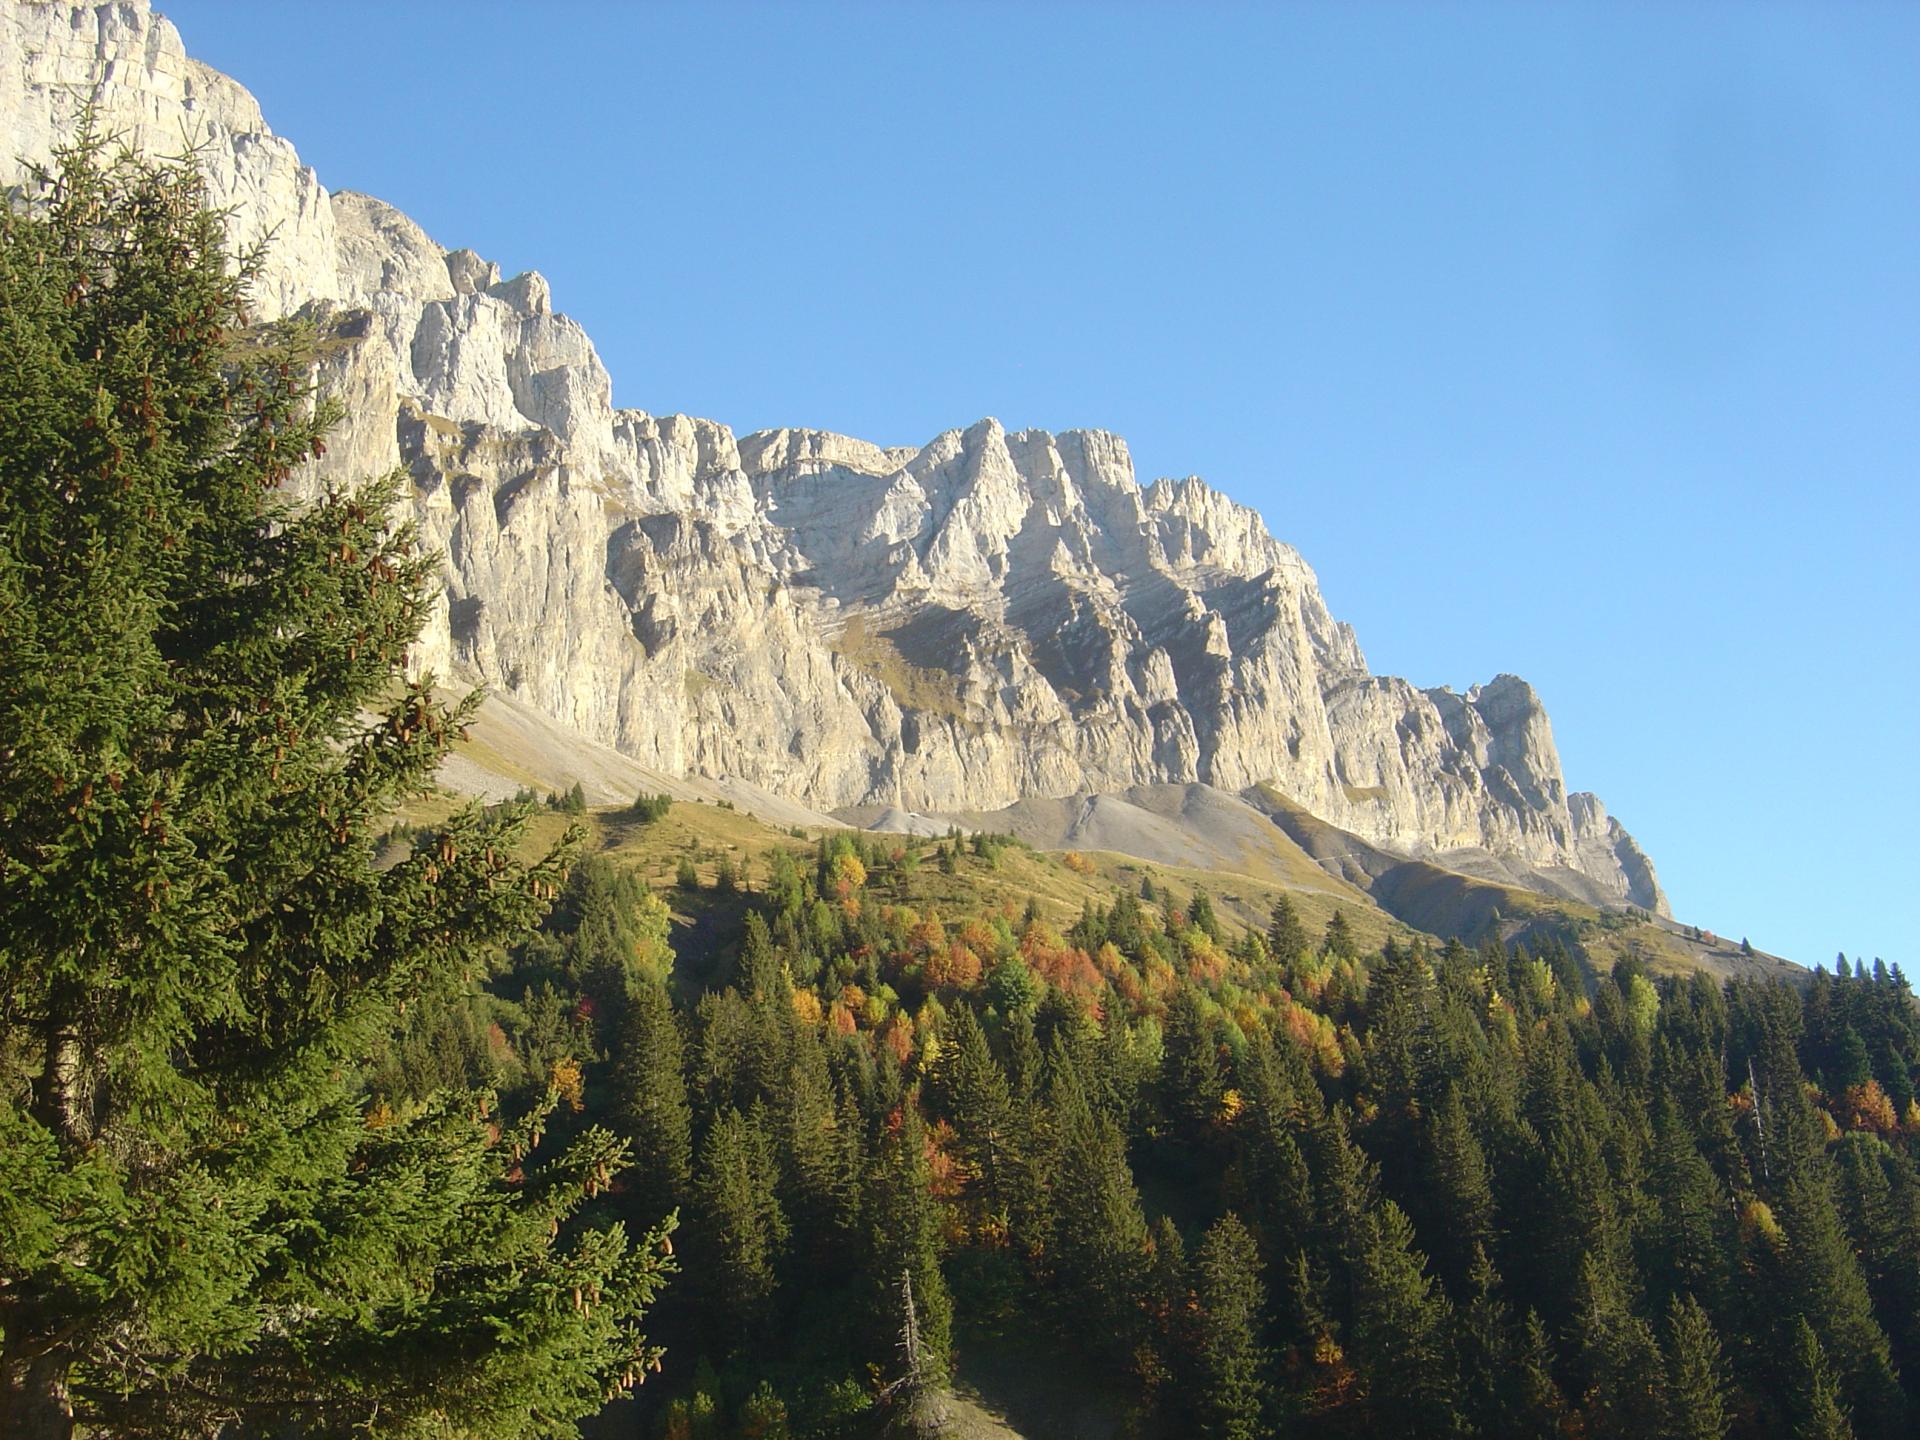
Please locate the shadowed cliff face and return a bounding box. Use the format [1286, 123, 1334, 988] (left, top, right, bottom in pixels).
[0, 0, 1667, 915]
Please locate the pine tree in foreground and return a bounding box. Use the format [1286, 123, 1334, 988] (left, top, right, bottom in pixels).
[0, 135, 670, 1437]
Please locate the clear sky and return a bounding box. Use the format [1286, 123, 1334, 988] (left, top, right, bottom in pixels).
[157, 0, 1917, 968]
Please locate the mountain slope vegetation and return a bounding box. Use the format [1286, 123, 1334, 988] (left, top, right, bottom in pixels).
[388, 791, 1920, 1439]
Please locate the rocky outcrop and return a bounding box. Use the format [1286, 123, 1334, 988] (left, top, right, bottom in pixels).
[1, 0, 336, 318]
[0, 0, 1668, 915]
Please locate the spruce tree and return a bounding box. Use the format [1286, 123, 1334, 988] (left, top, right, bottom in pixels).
[1160, 986, 1225, 1135]
[863, 1102, 953, 1386]
[778, 1028, 861, 1270]
[1308, 1104, 1378, 1253]
[1313, 1108, 1461, 1434]
[1192, 1213, 1269, 1440]
[690, 1107, 787, 1341]
[1455, 1245, 1539, 1437]
[1662, 1293, 1731, 1440]
[1268, 894, 1310, 968]
[1420, 1083, 1497, 1293]
[1003, 1007, 1043, 1103]
[1224, 1033, 1314, 1260]
[1322, 908, 1357, 960]
[1646, 1095, 1732, 1315]
[1349, 1199, 1464, 1436]
[1760, 1035, 1906, 1436]
[1570, 1247, 1664, 1439]
[736, 914, 795, 1105]
[1831, 1134, 1920, 1387]
[1514, 1309, 1573, 1433]
[936, 1004, 1015, 1222]
[999, 1012, 1054, 1255]
[1833, 1027, 1874, 1092]
[0, 137, 670, 1436]
[1364, 938, 1439, 1129]
[1145, 1215, 1192, 1398]
[1049, 1064, 1151, 1358]
[692, 987, 755, 1118]
[1788, 1319, 1859, 1440]
[607, 978, 694, 1227]
[1187, 887, 1220, 942]
[1538, 1118, 1626, 1327]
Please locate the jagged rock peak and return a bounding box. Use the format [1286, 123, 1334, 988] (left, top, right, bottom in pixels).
[0, 0, 1668, 917]
[738, 428, 906, 479]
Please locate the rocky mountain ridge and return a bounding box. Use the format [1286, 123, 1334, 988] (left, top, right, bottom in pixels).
[0, 0, 1667, 915]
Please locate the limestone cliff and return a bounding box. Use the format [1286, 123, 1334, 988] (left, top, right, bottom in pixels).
[0, 0, 1668, 914]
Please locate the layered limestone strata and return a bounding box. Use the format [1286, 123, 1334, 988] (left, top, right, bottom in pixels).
[0, 0, 1667, 914]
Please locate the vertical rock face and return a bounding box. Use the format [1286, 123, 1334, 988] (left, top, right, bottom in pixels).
[1, 0, 337, 319]
[0, 0, 1668, 915]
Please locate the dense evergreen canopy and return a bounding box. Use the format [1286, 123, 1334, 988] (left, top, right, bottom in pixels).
[0, 137, 669, 1438]
[435, 816, 1920, 1440]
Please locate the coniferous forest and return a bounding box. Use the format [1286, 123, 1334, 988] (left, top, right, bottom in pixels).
[471, 833, 1920, 1440]
[5, 143, 1920, 1440]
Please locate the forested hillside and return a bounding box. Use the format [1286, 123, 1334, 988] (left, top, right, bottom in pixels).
[5, 126, 1917, 1440]
[393, 796, 1920, 1439]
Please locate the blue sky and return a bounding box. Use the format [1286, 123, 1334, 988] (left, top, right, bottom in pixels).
[159, 1, 1917, 967]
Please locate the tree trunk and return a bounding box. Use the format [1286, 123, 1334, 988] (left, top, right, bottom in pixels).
[0, 1347, 75, 1440]
[32, 996, 95, 1147]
